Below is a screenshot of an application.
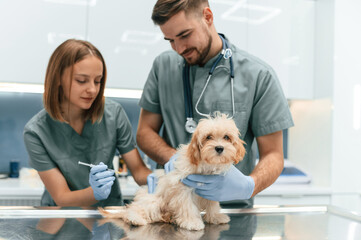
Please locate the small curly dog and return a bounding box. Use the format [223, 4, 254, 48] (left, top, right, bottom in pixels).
[99, 113, 246, 230]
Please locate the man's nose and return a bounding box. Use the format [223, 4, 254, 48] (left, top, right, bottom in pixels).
[174, 41, 186, 55]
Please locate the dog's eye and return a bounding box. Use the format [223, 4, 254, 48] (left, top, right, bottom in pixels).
[224, 135, 230, 140]
[206, 135, 212, 140]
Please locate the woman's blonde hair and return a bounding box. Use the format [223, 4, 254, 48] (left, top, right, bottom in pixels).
[43, 39, 107, 124]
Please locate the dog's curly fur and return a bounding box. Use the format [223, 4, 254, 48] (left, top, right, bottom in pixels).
[99, 113, 246, 230]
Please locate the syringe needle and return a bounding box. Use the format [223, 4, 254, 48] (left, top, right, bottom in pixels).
[78, 161, 95, 168]
[78, 161, 121, 174]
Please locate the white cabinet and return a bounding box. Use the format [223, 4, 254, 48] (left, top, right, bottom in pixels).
[0, 0, 87, 84]
[247, 0, 315, 99]
[255, 195, 331, 206]
[87, 0, 171, 89]
[255, 184, 332, 206]
[0, 0, 316, 98]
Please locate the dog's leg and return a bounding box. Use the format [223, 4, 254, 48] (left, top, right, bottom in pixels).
[98, 206, 147, 225]
[202, 200, 230, 224]
[99, 188, 163, 226]
[171, 187, 205, 230]
[124, 194, 165, 226]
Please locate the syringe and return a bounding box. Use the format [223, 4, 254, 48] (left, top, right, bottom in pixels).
[78, 161, 120, 174]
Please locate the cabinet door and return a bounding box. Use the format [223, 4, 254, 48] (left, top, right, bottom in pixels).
[209, 0, 248, 50]
[247, 0, 315, 99]
[87, 0, 249, 90]
[0, 0, 87, 84]
[87, 0, 171, 89]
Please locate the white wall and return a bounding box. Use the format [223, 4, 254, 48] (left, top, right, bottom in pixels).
[288, 0, 361, 195]
[332, 0, 361, 193]
[287, 0, 334, 187]
[288, 99, 333, 187]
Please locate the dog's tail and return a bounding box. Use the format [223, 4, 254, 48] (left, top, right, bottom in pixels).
[98, 206, 127, 219]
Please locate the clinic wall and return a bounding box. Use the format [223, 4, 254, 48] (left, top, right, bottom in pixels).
[0, 0, 316, 99]
[287, 0, 334, 188]
[288, 99, 333, 187]
[289, 0, 361, 193]
[331, 0, 361, 193]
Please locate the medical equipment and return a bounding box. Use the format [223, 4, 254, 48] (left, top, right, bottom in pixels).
[78, 161, 120, 174]
[183, 34, 235, 133]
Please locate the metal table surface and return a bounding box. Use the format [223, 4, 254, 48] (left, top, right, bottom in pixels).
[0, 205, 360, 239]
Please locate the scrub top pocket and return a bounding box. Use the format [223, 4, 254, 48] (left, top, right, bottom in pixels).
[211, 101, 248, 138]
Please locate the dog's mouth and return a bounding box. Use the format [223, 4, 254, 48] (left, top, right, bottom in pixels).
[199, 144, 236, 166]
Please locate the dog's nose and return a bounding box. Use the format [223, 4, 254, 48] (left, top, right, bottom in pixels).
[215, 146, 224, 154]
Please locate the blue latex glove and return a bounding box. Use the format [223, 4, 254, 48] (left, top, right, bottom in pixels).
[147, 153, 179, 194]
[181, 165, 255, 201]
[147, 173, 158, 194]
[89, 162, 115, 200]
[164, 153, 178, 174]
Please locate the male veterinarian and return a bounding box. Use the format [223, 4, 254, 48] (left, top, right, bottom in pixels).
[140, 0, 294, 207]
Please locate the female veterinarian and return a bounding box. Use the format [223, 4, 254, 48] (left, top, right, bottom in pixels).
[23, 39, 151, 207]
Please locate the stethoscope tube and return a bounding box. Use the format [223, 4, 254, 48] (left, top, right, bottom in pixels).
[183, 34, 235, 133]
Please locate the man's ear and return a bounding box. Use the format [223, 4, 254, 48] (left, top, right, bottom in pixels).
[203, 7, 213, 26]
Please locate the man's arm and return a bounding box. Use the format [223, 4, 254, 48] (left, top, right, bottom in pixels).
[122, 148, 152, 185]
[136, 109, 177, 165]
[250, 130, 284, 197]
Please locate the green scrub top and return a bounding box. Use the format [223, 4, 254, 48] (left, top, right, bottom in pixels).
[139, 35, 294, 207]
[23, 99, 136, 207]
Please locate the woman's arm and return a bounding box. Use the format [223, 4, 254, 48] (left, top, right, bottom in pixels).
[122, 148, 152, 186]
[38, 168, 98, 207]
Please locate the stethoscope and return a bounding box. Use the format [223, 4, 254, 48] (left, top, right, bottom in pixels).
[183, 34, 235, 133]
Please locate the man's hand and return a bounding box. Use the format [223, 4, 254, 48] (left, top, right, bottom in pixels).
[164, 153, 178, 174]
[147, 153, 179, 194]
[181, 165, 255, 201]
[147, 173, 158, 194]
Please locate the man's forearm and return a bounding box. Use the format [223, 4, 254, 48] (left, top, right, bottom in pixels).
[249, 152, 284, 197]
[136, 129, 176, 165]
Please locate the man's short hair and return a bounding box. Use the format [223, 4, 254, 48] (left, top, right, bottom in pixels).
[152, 0, 209, 25]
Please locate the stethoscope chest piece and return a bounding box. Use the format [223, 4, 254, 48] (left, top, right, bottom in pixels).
[224, 48, 232, 59]
[185, 118, 197, 133]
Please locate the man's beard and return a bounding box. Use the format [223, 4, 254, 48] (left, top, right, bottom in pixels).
[184, 34, 212, 66]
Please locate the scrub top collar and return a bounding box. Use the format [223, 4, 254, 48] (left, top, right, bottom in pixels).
[55, 118, 95, 140]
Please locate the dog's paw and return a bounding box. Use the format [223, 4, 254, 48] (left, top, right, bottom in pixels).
[178, 218, 205, 231]
[203, 213, 230, 224]
[126, 210, 148, 226]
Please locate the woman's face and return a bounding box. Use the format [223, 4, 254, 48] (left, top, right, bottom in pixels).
[61, 55, 103, 113]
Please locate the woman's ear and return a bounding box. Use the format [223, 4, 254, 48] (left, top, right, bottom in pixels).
[186, 131, 201, 166]
[234, 138, 246, 164]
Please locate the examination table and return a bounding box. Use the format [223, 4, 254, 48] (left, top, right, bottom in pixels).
[0, 205, 360, 239]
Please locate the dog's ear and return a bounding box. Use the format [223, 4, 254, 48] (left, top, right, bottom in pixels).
[186, 131, 201, 166]
[234, 138, 246, 164]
